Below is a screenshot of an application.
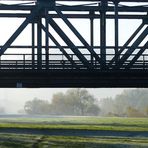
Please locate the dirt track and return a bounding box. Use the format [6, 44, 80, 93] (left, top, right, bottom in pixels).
[0, 128, 148, 137]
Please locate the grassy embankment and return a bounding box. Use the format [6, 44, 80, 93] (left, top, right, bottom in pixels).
[0, 117, 147, 147]
[0, 117, 147, 131]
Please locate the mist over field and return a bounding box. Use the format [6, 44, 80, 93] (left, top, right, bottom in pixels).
[0, 88, 130, 114]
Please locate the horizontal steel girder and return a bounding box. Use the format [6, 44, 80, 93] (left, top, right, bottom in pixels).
[0, 70, 148, 88]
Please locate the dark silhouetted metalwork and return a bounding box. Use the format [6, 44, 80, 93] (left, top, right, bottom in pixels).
[0, 0, 147, 87]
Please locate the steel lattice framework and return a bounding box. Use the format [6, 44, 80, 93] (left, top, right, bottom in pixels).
[0, 0, 147, 87]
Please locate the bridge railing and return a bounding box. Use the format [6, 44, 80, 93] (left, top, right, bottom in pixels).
[0, 53, 148, 70]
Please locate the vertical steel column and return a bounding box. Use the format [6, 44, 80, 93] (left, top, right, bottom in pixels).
[100, 0, 107, 69]
[114, 1, 119, 66]
[32, 22, 35, 69]
[45, 8, 49, 69]
[37, 0, 55, 70]
[37, 15, 42, 69]
[90, 11, 94, 65]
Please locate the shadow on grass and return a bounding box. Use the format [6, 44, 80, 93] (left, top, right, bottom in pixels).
[0, 141, 31, 148]
[51, 142, 148, 148]
[0, 140, 147, 148]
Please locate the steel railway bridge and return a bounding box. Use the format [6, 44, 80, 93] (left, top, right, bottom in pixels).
[0, 0, 147, 88]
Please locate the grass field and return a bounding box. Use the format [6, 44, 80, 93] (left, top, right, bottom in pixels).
[0, 116, 147, 147]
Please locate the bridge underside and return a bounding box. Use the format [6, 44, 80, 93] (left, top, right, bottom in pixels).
[0, 0, 148, 88]
[0, 70, 148, 88]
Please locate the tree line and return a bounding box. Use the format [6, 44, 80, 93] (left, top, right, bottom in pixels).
[100, 89, 148, 117]
[24, 88, 100, 116]
[0, 107, 5, 114]
[23, 88, 148, 117]
[1, 88, 147, 117]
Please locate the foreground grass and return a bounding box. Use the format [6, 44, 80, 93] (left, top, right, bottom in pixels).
[0, 133, 147, 148]
[0, 117, 147, 132]
[0, 117, 147, 147]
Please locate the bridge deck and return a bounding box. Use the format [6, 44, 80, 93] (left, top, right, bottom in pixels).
[0, 69, 148, 88]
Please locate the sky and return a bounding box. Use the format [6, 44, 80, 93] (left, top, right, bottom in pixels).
[0, 1, 147, 113]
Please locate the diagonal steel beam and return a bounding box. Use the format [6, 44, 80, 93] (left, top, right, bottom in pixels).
[125, 41, 148, 69]
[0, 6, 41, 55]
[41, 24, 80, 69]
[109, 23, 144, 66]
[55, 8, 104, 67]
[46, 15, 93, 69]
[115, 26, 148, 68]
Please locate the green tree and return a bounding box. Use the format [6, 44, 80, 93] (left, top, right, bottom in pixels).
[51, 92, 68, 115]
[24, 89, 100, 116]
[144, 106, 148, 116]
[100, 88, 148, 117]
[126, 106, 145, 117]
[100, 97, 115, 116]
[24, 98, 50, 115]
[0, 107, 5, 114]
[86, 104, 100, 116]
[51, 88, 100, 116]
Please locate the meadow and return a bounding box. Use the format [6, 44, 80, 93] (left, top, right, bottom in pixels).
[0, 116, 147, 147]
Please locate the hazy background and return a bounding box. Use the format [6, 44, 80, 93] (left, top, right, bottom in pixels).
[0, 88, 133, 113]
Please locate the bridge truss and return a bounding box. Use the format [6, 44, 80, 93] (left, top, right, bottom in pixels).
[0, 0, 148, 87]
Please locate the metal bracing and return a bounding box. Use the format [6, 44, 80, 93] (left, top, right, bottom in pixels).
[114, 1, 119, 65]
[0, 0, 147, 87]
[56, 9, 105, 65]
[37, 11, 42, 69]
[45, 8, 49, 69]
[109, 23, 145, 66]
[41, 24, 79, 69]
[116, 26, 148, 69]
[100, 0, 107, 68]
[125, 41, 148, 69]
[46, 15, 93, 69]
[0, 6, 41, 55]
[55, 8, 103, 66]
[90, 11, 94, 65]
[32, 22, 35, 69]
